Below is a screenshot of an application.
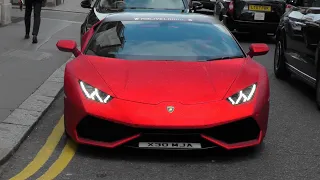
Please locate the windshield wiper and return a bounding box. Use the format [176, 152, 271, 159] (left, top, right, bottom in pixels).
[125, 7, 155, 9]
[205, 55, 244, 61]
[99, 7, 122, 11]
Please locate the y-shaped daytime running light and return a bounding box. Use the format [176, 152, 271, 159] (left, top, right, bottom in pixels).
[79, 81, 112, 104]
[227, 84, 257, 105]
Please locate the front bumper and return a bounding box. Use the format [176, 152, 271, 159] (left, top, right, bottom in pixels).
[224, 16, 279, 33]
[64, 89, 269, 150]
[72, 115, 265, 150]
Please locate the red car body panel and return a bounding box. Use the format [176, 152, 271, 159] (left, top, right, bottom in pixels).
[81, 20, 102, 51]
[87, 56, 245, 104]
[63, 53, 270, 150]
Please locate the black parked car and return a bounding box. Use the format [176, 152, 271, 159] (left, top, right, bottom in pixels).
[274, 0, 320, 109]
[214, 0, 287, 35]
[194, 0, 215, 10]
[80, 0, 203, 37]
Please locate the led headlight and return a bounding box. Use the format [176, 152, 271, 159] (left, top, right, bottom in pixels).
[227, 84, 257, 105]
[79, 81, 112, 103]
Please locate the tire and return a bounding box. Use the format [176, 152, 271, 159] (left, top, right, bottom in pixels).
[316, 45, 320, 110]
[65, 129, 71, 138]
[274, 37, 290, 79]
[64, 119, 71, 139]
[316, 72, 320, 110]
[222, 16, 234, 31]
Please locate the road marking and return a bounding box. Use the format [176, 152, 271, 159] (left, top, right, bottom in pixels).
[37, 139, 78, 180]
[9, 116, 65, 180]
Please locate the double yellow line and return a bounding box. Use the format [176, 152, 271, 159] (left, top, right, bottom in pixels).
[10, 116, 78, 180]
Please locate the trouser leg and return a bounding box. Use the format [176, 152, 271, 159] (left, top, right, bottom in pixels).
[32, 1, 42, 36]
[24, 0, 33, 35]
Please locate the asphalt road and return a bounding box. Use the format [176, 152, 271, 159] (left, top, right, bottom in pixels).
[1, 34, 320, 180]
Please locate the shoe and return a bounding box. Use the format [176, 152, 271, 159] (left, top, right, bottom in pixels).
[32, 36, 38, 44]
[24, 34, 30, 39]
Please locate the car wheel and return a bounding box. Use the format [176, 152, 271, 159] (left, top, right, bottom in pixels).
[64, 119, 71, 138]
[222, 16, 234, 31]
[316, 71, 320, 110]
[65, 129, 70, 138]
[316, 45, 320, 110]
[274, 38, 290, 79]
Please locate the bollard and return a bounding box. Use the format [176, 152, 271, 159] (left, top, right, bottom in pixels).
[0, 0, 12, 25]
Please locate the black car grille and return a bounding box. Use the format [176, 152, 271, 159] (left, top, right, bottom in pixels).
[202, 118, 261, 144]
[76, 116, 140, 142]
[76, 116, 260, 145]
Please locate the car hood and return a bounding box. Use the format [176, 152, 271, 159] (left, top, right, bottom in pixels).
[87, 56, 245, 105]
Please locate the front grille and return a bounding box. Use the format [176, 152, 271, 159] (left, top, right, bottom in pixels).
[76, 116, 260, 145]
[76, 116, 139, 142]
[202, 118, 260, 144]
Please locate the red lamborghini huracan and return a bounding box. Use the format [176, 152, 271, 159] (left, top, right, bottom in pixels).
[56, 12, 270, 150]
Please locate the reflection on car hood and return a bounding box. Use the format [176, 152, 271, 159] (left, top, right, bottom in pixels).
[87, 56, 246, 105]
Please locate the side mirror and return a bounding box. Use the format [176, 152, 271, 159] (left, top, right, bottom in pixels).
[192, 1, 203, 10]
[56, 40, 81, 57]
[81, 0, 91, 8]
[247, 43, 269, 57]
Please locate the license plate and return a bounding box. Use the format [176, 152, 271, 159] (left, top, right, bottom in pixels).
[254, 12, 265, 20]
[138, 142, 201, 149]
[249, 5, 271, 12]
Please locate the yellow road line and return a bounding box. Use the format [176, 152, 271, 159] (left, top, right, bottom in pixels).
[9, 116, 65, 180]
[37, 139, 78, 180]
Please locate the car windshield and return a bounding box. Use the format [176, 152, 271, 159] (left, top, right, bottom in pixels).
[85, 20, 245, 61]
[97, 0, 185, 10]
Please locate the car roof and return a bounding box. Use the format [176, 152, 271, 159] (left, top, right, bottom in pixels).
[102, 12, 221, 24]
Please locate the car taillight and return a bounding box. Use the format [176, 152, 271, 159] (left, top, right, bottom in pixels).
[228, 0, 234, 15]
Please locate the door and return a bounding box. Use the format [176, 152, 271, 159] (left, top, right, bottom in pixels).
[302, 0, 320, 79]
[285, 0, 320, 80]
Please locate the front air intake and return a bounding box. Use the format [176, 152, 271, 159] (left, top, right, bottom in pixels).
[202, 118, 260, 144]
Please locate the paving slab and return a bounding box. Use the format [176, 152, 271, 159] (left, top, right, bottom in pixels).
[0, 110, 13, 123]
[3, 109, 41, 126]
[19, 95, 55, 112]
[0, 6, 81, 165]
[0, 123, 30, 167]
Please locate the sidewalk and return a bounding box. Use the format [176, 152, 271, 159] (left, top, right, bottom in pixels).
[12, 0, 90, 14]
[0, 8, 82, 165]
[48, 0, 90, 13]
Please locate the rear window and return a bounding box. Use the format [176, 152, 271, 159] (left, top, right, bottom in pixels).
[98, 0, 185, 10]
[85, 20, 245, 61]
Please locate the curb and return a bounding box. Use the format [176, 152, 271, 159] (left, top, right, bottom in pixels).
[0, 54, 75, 166]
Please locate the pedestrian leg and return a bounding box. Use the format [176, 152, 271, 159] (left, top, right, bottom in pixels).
[24, 0, 33, 39]
[32, 0, 42, 43]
